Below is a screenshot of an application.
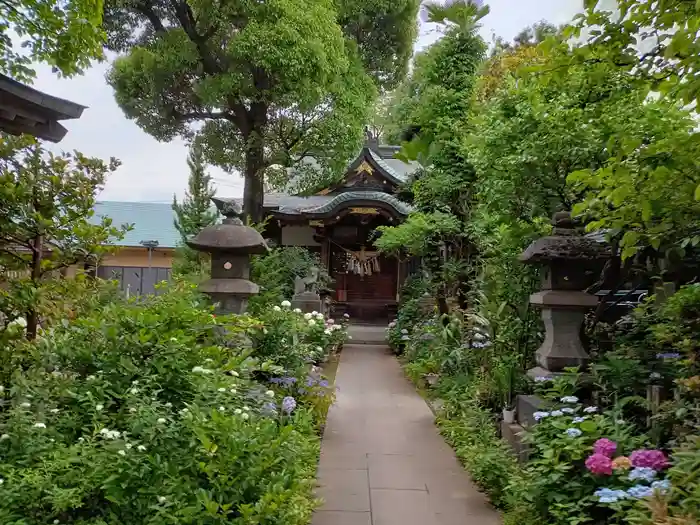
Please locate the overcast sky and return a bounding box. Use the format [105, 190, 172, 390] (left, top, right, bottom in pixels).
[32, 0, 583, 203]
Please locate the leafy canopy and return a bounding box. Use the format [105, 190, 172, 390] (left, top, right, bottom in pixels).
[0, 133, 126, 339]
[105, 0, 419, 221]
[0, 0, 105, 81]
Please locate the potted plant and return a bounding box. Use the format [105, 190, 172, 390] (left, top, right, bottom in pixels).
[497, 356, 518, 424]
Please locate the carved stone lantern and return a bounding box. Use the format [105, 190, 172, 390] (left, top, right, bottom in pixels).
[187, 198, 268, 314]
[520, 211, 610, 378]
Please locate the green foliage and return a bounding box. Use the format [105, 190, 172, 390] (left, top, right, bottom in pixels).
[104, 0, 416, 221]
[573, 0, 700, 107]
[0, 0, 105, 81]
[0, 283, 335, 523]
[172, 144, 218, 277]
[248, 247, 331, 314]
[436, 377, 529, 510]
[250, 305, 348, 372]
[0, 133, 127, 339]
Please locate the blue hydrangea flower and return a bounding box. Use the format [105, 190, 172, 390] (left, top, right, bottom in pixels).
[651, 479, 671, 494]
[583, 406, 598, 413]
[629, 467, 657, 483]
[656, 352, 681, 359]
[628, 485, 653, 499]
[551, 410, 564, 417]
[560, 396, 579, 404]
[533, 411, 550, 421]
[319, 379, 329, 388]
[534, 376, 551, 383]
[572, 417, 587, 423]
[561, 407, 575, 414]
[282, 396, 297, 414]
[305, 376, 316, 387]
[594, 488, 628, 503]
[565, 428, 582, 438]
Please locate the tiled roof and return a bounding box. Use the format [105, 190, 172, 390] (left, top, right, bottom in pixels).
[367, 148, 419, 184]
[92, 201, 181, 248]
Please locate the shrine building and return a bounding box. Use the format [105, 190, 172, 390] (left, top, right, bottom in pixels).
[257, 138, 418, 322]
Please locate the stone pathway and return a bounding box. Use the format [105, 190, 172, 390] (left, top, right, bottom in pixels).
[312, 341, 502, 525]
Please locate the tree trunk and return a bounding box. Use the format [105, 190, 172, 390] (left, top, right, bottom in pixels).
[242, 110, 267, 224]
[26, 234, 43, 340]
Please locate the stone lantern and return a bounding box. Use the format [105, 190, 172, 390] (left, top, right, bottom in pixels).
[520, 211, 610, 378]
[187, 198, 268, 314]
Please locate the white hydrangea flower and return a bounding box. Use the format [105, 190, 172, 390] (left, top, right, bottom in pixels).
[0, 434, 9, 440]
[241, 413, 250, 420]
[218, 406, 225, 412]
[293, 308, 302, 313]
[218, 388, 226, 392]
[265, 390, 275, 398]
[273, 305, 281, 311]
[316, 346, 323, 352]
[50, 408, 59, 414]
[95, 404, 104, 411]
[308, 319, 316, 326]
[324, 329, 332, 335]
[234, 408, 242, 415]
[304, 313, 312, 320]
[164, 402, 172, 408]
[157, 496, 167, 504]
[281, 300, 291, 308]
[125, 443, 133, 449]
[230, 388, 237, 394]
[34, 422, 46, 429]
[137, 445, 147, 452]
[157, 418, 166, 424]
[311, 311, 318, 315]
[130, 388, 140, 394]
[243, 406, 250, 411]
[129, 407, 137, 413]
[99, 428, 121, 439]
[117, 450, 126, 456]
[230, 371, 239, 377]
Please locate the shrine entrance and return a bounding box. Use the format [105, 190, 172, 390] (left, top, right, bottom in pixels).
[325, 213, 399, 323]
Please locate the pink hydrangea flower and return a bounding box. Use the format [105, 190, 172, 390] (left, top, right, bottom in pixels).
[630, 449, 669, 471]
[593, 438, 617, 458]
[585, 453, 613, 475]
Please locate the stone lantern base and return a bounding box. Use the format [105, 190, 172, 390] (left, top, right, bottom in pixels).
[291, 291, 323, 314]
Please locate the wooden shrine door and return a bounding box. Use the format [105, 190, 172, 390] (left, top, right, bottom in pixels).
[330, 245, 398, 323]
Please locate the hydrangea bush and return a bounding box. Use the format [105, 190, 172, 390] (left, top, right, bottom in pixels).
[250, 302, 348, 372]
[0, 285, 335, 524]
[520, 377, 675, 525]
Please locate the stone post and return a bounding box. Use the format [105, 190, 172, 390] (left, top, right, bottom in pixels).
[187, 198, 268, 314]
[520, 211, 610, 379]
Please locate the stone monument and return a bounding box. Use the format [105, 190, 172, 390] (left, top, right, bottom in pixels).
[291, 266, 324, 314]
[520, 211, 610, 379]
[502, 211, 610, 460]
[187, 198, 268, 314]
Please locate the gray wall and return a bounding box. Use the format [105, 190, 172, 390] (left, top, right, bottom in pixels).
[97, 266, 171, 296]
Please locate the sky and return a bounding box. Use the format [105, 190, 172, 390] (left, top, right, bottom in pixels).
[31, 0, 583, 203]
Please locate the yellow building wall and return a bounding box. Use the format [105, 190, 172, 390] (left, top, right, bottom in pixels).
[101, 247, 174, 268]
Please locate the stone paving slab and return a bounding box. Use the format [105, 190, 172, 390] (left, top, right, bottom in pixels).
[312, 342, 502, 525]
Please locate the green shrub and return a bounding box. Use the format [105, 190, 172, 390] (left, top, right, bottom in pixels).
[0, 284, 328, 524]
[248, 247, 331, 315]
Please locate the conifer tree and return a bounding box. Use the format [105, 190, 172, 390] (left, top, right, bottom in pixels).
[172, 145, 217, 276]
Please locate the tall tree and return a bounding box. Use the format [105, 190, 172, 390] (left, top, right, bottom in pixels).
[172, 144, 217, 275]
[0, 134, 126, 339]
[378, 2, 488, 313]
[104, 0, 420, 223]
[1, 0, 105, 81]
